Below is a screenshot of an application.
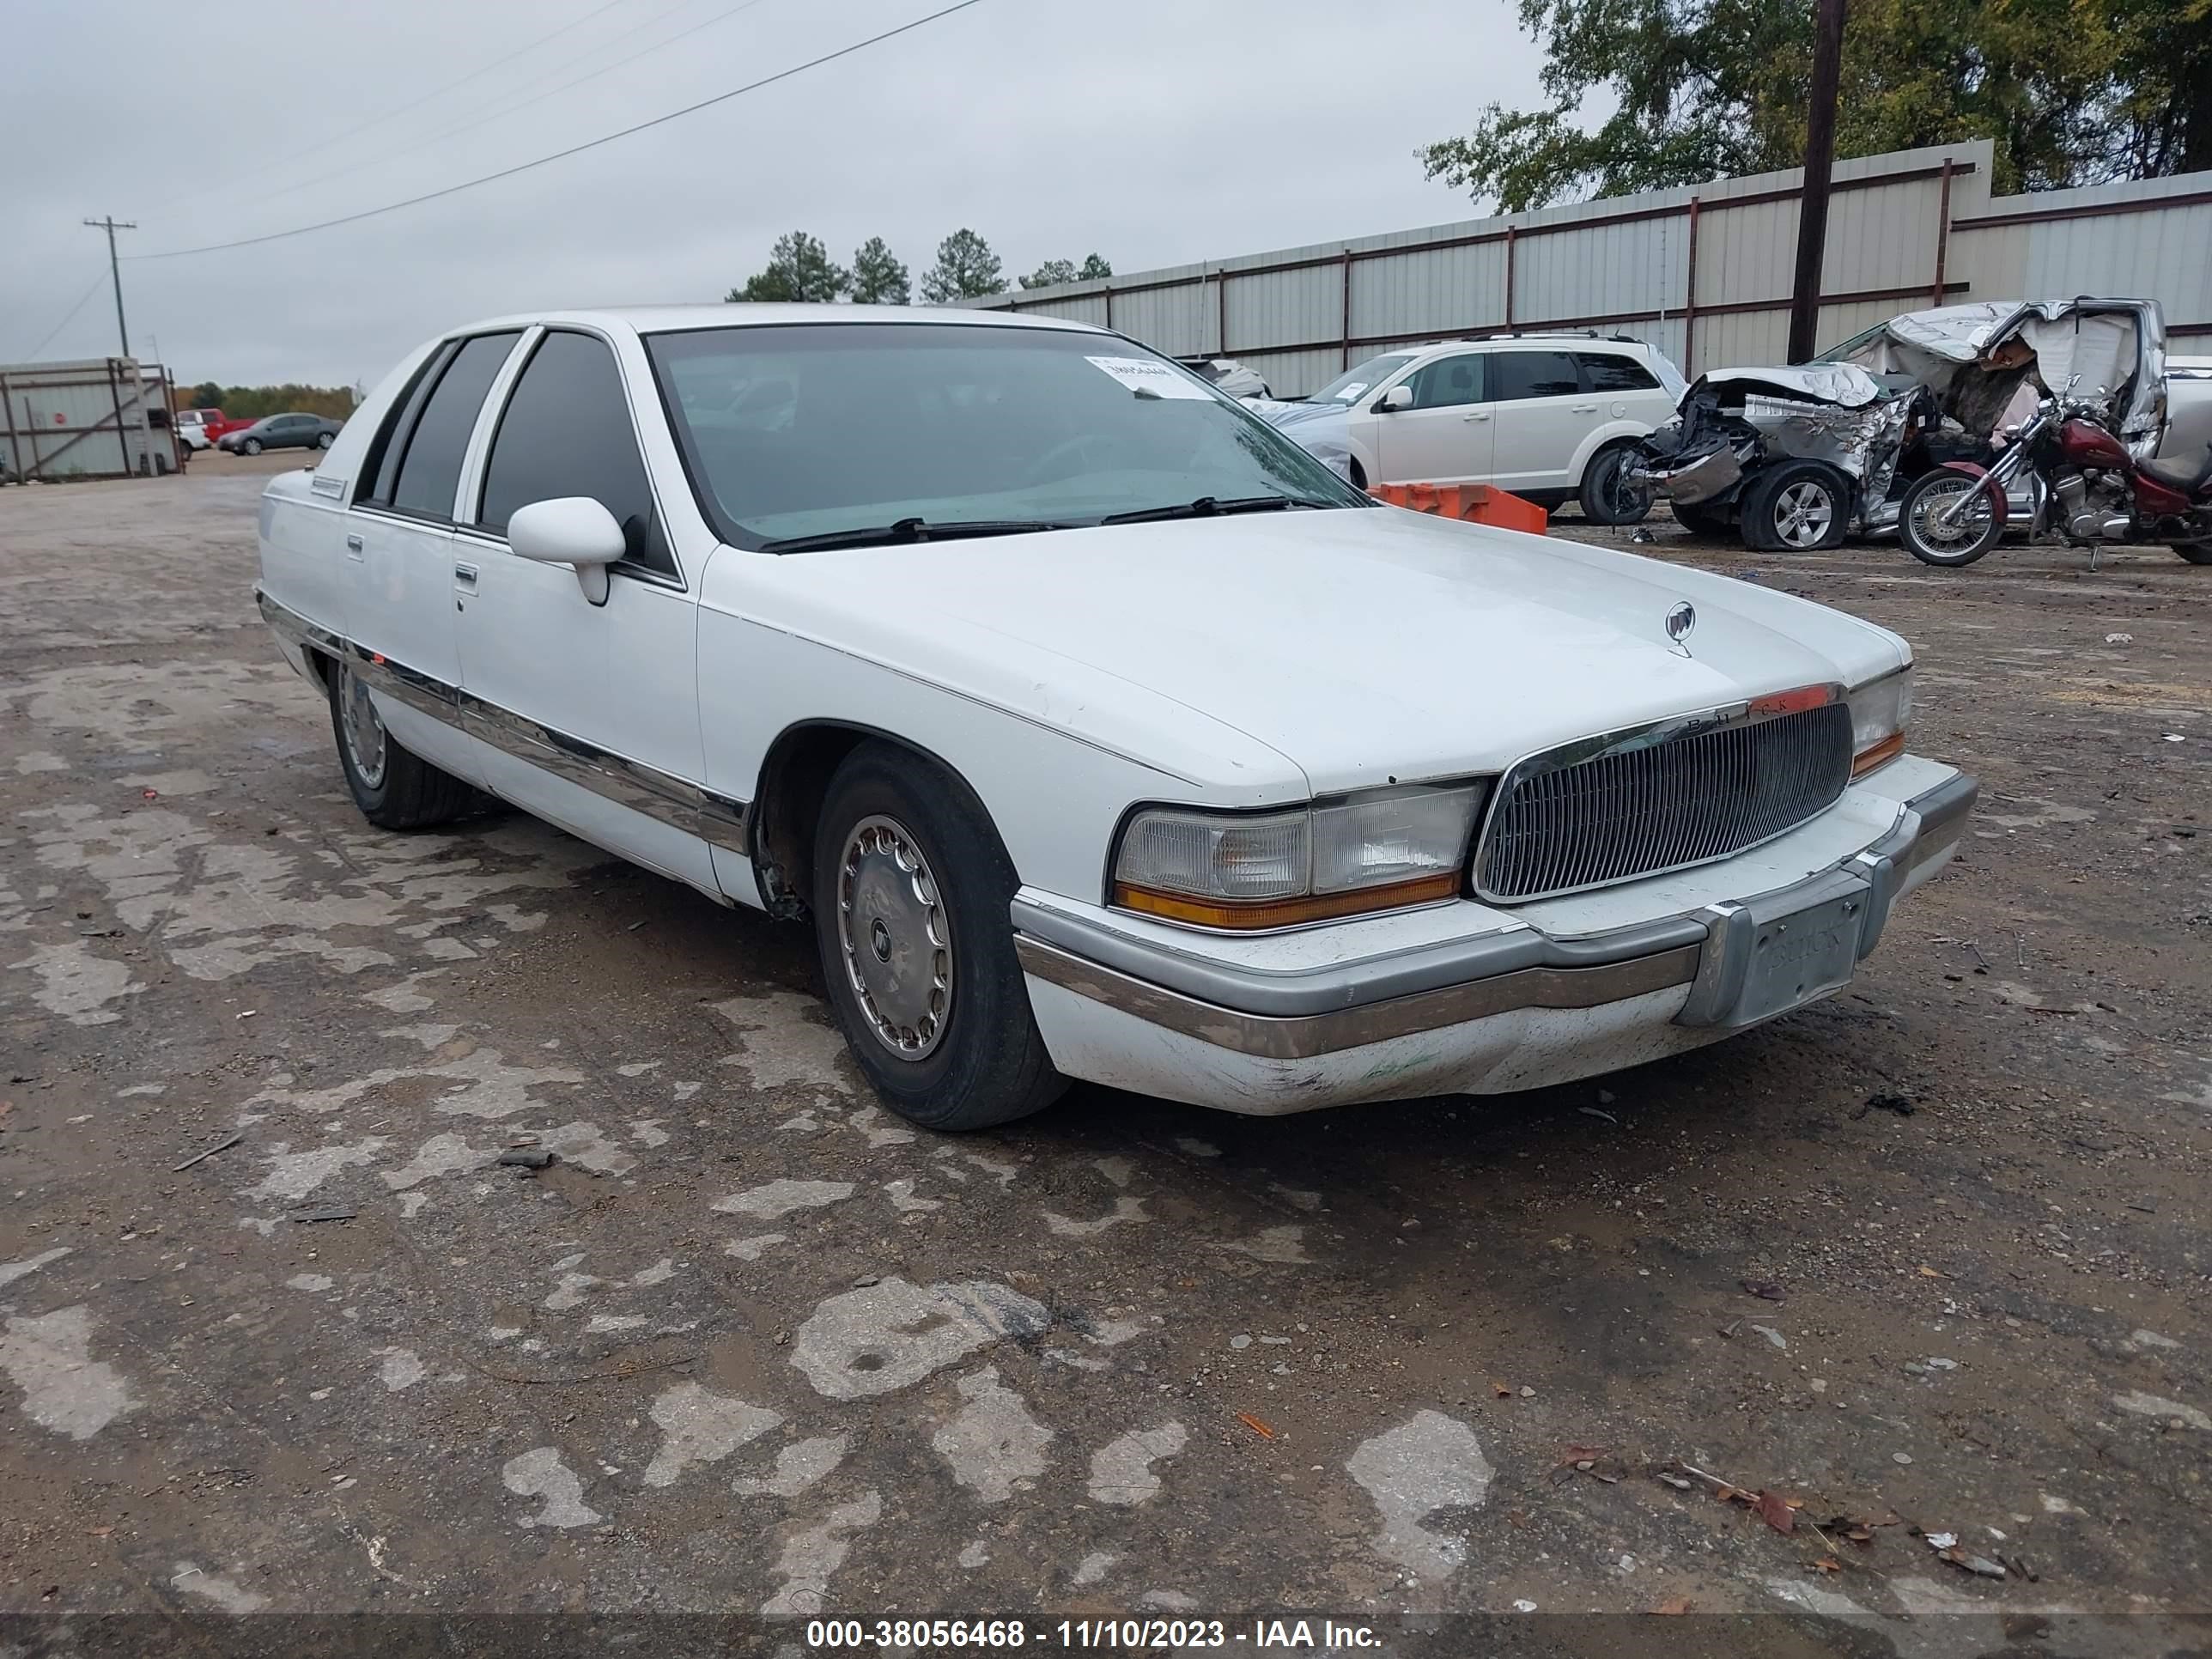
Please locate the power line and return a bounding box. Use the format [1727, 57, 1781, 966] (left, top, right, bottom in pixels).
[14, 271, 110, 362]
[158, 0, 641, 215]
[242, 0, 776, 216]
[130, 0, 987, 261]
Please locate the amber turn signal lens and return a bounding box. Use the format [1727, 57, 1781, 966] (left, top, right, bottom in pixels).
[1111, 871, 1461, 930]
[1851, 731, 1905, 777]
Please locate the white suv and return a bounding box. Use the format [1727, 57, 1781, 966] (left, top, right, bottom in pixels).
[1291, 335, 1686, 520]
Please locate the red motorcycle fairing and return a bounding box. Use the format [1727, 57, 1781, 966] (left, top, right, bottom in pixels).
[1931, 459, 2011, 530]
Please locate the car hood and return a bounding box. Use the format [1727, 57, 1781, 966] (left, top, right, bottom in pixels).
[738, 507, 1909, 798]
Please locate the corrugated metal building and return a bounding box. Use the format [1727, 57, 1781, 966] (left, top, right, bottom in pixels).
[972, 141, 2212, 397]
[0, 358, 180, 483]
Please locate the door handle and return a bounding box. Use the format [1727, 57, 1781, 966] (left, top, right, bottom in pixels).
[1462, 411, 1491, 422]
[454, 562, 478, 586]
[1571, 404, 1598, 414]
[343, 532, 364, 553]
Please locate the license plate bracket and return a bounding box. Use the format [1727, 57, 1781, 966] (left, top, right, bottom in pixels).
[1676, 869, 1871, 1029]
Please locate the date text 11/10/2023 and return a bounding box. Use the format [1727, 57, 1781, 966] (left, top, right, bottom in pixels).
[802, 1617, 1382, 1650]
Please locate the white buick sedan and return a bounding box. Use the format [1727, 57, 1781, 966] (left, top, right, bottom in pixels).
[255, 306, 1974, 1131]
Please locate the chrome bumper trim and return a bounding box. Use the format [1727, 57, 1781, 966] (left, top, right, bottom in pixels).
[256, 587, 750, 855]
[1018, 770, 1976, 1058]
[1014, 933, 1703, 1061]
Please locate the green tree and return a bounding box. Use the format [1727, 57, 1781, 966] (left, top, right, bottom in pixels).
[2100, 0, 2212, 176]
[1019, 258, 1080, 290]
[851, 236, 910, 304]
[727, 230, 849, 303]
[1416, 0, 2158, 210]
[919, 228, 1004, 303]
[1018, 252, 1114, 289]
[188, 381, 223, 409]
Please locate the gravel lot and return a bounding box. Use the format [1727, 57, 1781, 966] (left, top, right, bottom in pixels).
[2, 460, 2208, 1648]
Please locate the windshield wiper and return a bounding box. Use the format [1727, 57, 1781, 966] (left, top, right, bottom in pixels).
[761, 517, 1078, 554]
[1097, 494, 1332, 526]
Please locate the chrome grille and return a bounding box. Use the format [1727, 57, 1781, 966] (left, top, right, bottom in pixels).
[1474, 702, 1853, 901]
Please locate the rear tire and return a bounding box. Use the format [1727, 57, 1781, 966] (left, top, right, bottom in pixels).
[810, 741, 1066, 1132]
[1578, 443, 1652, 526]
[1898, 468, 2002, 567]
[327, 660, 480, 830]
[2172, 540, 2212, 565]
[1741, 461, 1850, 551]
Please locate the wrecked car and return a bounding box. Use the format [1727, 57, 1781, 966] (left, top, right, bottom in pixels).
[1631, 298, 2189, 550]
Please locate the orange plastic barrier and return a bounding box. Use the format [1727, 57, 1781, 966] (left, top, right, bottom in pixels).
[1369, 481, 1548, 535]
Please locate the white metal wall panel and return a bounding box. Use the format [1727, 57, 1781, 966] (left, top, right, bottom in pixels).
[1015, 295, 1110, 327]
[1241, 348, 1345, 400]
[1227, 266, 1340, 356]
[1516, 215, 1686, 327]
[1348, 242, 1504, 343]
[963, 142, 2212, 392]
[2020, 208, 2212, 328]
[1112, 286, 1211, 357]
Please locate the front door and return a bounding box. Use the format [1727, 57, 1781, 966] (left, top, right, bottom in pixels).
[1373, 351, 1495, 484]
[453, 328, 716, 895]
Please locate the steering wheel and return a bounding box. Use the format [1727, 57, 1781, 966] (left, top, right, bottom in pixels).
[1024, 432, 1129, 485]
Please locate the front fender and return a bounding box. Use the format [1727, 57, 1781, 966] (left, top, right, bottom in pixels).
[1930, 459, 2012, 530]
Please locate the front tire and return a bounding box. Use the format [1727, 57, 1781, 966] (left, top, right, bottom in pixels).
[811, 742, 1066, 1132]
[241, 437, 263, 455]
[1670, 498, 1733, 538]
[1578, 443, 1652, 526]
[1899, 468, 2002, 567]
[327, 660, 479, 830]
[1741, 460, 1850, 551]
[316, 431, 334, 449]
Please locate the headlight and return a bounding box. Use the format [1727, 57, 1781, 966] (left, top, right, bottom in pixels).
[1111, 782, 1486, 929]
[1848, 667, 1913, 777]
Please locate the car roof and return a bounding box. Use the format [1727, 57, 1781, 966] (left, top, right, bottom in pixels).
[437, 303, 1110, 338]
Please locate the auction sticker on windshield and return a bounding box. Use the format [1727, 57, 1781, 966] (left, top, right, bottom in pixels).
[1085, 356, 1214, 398]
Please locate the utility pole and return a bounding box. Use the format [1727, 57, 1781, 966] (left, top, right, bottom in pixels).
[82, 216, 137, 359]
[1786, 0, 1845, 362]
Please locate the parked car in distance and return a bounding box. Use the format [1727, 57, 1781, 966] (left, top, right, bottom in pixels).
[220, 412, 343, 454]
[174, 408, 222, 451]
[255, 306, 1973, 1132]
[1263, 333, 1687, 520]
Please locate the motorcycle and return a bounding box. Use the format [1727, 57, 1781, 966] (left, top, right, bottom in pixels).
[1898, 389, 2212, 568]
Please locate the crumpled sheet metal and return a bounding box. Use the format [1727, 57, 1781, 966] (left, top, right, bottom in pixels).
[1698, 363, 1886, 409]
[1740, 392, 1914, 492]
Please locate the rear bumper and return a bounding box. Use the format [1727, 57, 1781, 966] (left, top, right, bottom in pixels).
[1014, 769, 1974, 1113]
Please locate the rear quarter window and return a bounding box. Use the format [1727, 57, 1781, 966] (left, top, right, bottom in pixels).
[1576, 352, 1661, 393]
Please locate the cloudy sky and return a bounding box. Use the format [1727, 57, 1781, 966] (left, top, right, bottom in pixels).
[3, 0, 1545, 387]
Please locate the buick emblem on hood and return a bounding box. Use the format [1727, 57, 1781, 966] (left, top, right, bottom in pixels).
[1664, 600, 1698, 649]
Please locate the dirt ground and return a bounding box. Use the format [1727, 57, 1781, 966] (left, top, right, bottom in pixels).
[2, 459, 2208, 1652]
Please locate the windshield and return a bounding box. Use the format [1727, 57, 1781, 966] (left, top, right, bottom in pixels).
[645, 323, 1366, 548]
[1309, 353, 1417, 404]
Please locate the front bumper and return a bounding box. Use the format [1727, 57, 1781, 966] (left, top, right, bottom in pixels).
[1014, 768, 1975, 1114]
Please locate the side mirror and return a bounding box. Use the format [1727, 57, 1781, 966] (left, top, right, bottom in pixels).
[1376, 385, 1413, 412]
[508, 496, 627, 604]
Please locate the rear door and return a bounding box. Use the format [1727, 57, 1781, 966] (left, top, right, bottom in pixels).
[343, 330, 523, 783]
[1373, 351, 1496, 484]
[453, 326, 715, 893]
[1486, 349, 1589, 494]
[1574, 349, 1674, 430]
